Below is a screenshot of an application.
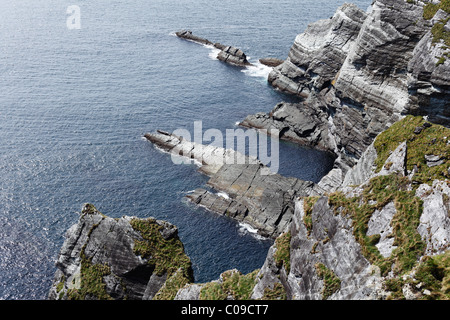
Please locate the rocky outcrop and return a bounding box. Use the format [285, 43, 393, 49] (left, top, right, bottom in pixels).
[239, 97, 335, 153]
[175, 30, 252, 67]
[50, 120, 450, 300]
[175, 30, 215, 46]
[267, 3, 368, 98]
[259, 58, 284, 67]
[247, 119, 450, 300]
[217, 46, 252, 67]
[144, 130, 316, 238]
[244, 0, 450, 181]
[48, 204, 193, 300]
[406, 8, 450, 125]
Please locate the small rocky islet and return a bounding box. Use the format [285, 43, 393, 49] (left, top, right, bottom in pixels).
[49, 0, 450, 300]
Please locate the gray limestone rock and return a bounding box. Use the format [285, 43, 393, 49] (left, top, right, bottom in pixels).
[416, 181, 450, 255]
[406, 9, 450, 126]
[367, 202, 397, 258]
[217, 46, 252, 67]
[48, 204, 193, 300]
[240, 101, 333, 152]
[268, 3, 367, 97]
[175, 30, 252, 67]
[259, 58, 284, 67]
[145, 130, 315, 238]
[253, 197, 384, 300]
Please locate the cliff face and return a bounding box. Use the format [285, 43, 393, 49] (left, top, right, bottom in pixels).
[247, 116, 450, 300]
[49, 117, 450, 300]
[175, 116, 450, 300]
[48, 204, 193, 300]
[268, 3, 368, 98]
[49, 0, 450, 301]
[246, 0, 450, 173]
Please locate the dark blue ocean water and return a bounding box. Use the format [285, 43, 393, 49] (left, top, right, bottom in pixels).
[0, 0, 372, 299]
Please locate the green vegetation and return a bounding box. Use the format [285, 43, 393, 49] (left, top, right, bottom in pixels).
[415, 251, 450, 299]
[199, 281, 228, 300]
[329, 174, 425, 276]
[383, 277, 406, 300]
[303, 196, 319, 236]
[153, 268, 192, 300]
[431, 17, 450, 46]
[374, 115, 450, 185]
[382, 251, 450, 300]
[315, 263, 341, 299]
[130, 218, 193, 300]
[423, 0, 450, 20]
[261, 283, 287, 300]
[199, 269, 260, 300]
[436, 55, 447, 66]
[423, 0, 450, 65]
[67, 252, 112, 300]
[130, 218, 192, 279]
[66, 216, 114, 300]
[274, 232, 291, 274]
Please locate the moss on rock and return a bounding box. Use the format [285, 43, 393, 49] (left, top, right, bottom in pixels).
[199, 269, 260, 300]
[274, 232, 291, 274]
[130, 218, 192, 280]
[374, 115, 450, 185]
[329, 174, 425, 276]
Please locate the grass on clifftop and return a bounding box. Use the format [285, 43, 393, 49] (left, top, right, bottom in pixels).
[315, 263, 341, 300]
[374, 115, 450, 185]
[415, 251, 450, 299]
[423, 0, 450, 64]
[130, 218, 192, 278]
[383, 251, 450, 300]
[423, 0, 450, 20]
[274, 232, 291, 274]
[199, 269, 260, 300]
[328, 174, 425, 276]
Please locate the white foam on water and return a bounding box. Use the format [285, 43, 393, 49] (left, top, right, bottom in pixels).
[241, 61, 273, 79]
[203, 44, 221, 60]
[216, 191, 230, 199]
[238, 222, 266, 240]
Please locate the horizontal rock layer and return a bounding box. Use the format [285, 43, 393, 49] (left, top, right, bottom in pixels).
[175, 30, 252, 67]
[144, 130, 316, 238]
[245, 0, 450, 181]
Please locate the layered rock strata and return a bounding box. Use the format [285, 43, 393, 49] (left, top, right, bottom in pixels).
[267, 3, 368, 98]
[48, 204, 193, 300]
[244, 0, 450, 181]
[144, 130, 316, 238]
[246, 116, 450, 300]
[175, 30, 252, 66]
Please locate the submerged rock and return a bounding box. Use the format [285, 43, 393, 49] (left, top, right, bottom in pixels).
[175, 30, 252, 67]
[259, 58, 284, 67]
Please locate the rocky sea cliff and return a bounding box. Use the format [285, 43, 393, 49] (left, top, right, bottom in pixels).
[49, 0, 450, 300]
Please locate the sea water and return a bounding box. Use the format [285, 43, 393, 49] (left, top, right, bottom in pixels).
[0, 0, 372, 299]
